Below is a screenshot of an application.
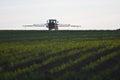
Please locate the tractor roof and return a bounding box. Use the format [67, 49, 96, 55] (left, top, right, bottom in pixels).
[48, 19, 57, 21]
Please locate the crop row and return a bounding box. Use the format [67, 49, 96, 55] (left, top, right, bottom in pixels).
[0, 40, 120, 80]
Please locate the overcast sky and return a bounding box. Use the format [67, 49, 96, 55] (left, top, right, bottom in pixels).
[0, 0, 120, 30]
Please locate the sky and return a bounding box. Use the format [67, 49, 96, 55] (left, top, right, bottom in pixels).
[0, 0, 120, 30]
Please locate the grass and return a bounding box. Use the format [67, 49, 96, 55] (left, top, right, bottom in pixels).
[0, 30, 120, 80]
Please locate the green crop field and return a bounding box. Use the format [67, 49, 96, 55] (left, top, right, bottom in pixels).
[0, 30, 120, 80]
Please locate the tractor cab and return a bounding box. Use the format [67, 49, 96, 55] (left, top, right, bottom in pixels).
[47, 19, 58, 30]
